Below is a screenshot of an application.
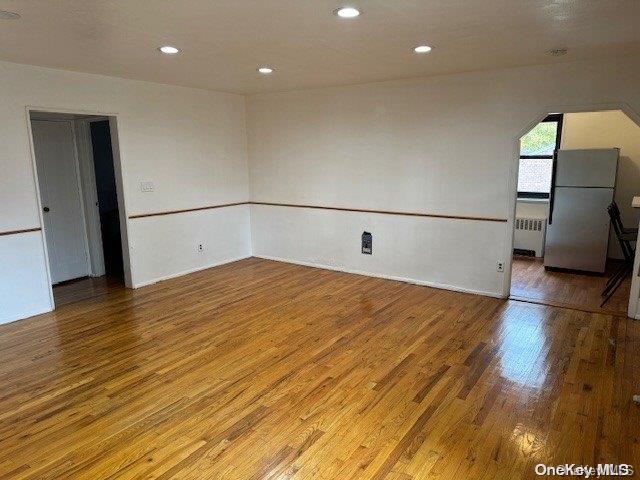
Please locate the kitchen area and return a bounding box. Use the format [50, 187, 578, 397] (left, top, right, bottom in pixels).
[510, 110, 640, 316]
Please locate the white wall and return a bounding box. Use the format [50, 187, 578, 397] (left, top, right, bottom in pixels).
[247, 56, 640, 297]
[561, 110, 640, 259]
[0, 61, 250, 324]
[251, 205, 505, 296]
[0, 231, 52, 321]
[131, 205, 251, 286]
[5, 55, 640, 324]
[515, 200, 549, 219]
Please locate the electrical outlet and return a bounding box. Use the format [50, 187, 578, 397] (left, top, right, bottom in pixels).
[497, 261, 504, 272]
[197, 244, 204, 253]
[140, 181, 154, 193]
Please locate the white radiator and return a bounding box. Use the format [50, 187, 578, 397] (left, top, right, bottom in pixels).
[514, 216, 547, 257]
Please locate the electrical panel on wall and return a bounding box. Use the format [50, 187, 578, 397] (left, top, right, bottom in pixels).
[362, 231, 372, 254]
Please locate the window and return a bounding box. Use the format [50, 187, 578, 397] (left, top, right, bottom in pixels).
[517, 114, 563, 199]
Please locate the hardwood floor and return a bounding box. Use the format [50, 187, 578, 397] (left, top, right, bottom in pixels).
[53, 275, 124, 308]
[1, 257, 639, 479]
[510, 255, 632, 316]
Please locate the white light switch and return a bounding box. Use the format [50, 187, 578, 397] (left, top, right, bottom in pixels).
[140, 181, 154, 193]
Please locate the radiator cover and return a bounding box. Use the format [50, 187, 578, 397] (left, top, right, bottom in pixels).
[514, 216, 547, 257]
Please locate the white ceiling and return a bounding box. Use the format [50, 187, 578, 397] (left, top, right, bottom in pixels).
[0, 0, 639, 94]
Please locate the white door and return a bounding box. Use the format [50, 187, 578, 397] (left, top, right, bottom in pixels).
[32, 119, 90, 284]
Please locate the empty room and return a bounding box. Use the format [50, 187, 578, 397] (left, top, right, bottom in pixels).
[1, 2, 640, 479]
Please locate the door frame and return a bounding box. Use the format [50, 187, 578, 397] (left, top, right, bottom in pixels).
[74, 118, 107, 277]
[25, 106, 134, 310]
[502, 102, 640, 318]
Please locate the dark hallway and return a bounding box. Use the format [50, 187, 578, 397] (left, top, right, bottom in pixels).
[90, 120, 124, 278]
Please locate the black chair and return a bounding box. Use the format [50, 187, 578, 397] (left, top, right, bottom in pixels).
[601, 202, 637, 306]
[610, 201, 638, 236]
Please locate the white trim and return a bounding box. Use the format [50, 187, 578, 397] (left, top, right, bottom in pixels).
[25, 106, 134, 303]
[24, 113, 55, 311]
[630, 228, 640, 319]
[0, 305, 54, 326]
[107, 116, 134, 288]
[516, 198, 549, 204]
[254, 254, 504, 299]
[69, 119, 93, 278]
[26, 105, 120, 118]
[132, 255, 253, 289]
[74, 119, 106, 276]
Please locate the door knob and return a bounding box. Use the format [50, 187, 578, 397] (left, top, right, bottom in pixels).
[43, 207, 50, 212]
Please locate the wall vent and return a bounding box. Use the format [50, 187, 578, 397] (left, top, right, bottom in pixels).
[515, 217, 544, 232]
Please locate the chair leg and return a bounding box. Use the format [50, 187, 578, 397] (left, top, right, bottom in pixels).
[605, 262, 628, 289]
[605, 262, 631, 295]
[602, 263, 630, 297]
[601, 264, 631, 307]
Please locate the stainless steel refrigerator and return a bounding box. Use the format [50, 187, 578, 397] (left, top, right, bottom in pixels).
[544, 148, 618, 273]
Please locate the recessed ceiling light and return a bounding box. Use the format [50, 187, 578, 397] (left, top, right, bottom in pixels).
[547, 48, 568, 57]
[334, 6, 361, 18]
[158, 45, 180, 55]
[257, 67, 274, 74]
[0, 10, 20, 20]
[414, 45, 433, 54]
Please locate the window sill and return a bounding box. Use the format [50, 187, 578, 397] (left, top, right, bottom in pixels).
[517, 198, 549, 204]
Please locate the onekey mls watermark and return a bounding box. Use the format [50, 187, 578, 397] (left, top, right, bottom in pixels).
[535, 464, 634, 477]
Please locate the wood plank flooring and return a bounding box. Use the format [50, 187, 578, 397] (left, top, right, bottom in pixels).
[510, 255, 631, 316]
[1, 257, 639, 479]
[53, 275, 124, 308]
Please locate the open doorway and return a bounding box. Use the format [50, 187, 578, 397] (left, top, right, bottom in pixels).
[29, 111, 127, 307]
[509, 110, 640, 315]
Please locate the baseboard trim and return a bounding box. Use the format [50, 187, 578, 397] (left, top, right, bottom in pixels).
[509, 295, 630, 318]
[0, 305, 54, 326]
[254, 254, 504, 299]
[133, 254, 252, 288]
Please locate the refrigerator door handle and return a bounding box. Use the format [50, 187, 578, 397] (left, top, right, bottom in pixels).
[548, 150, 558, 225]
